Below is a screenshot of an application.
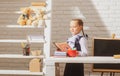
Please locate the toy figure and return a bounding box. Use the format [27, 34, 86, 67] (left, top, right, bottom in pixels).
[32, 8, 46, 26]
[17, 7, 33, 26]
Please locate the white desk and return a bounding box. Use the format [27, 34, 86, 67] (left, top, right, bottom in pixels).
[45, 56, 120, 76]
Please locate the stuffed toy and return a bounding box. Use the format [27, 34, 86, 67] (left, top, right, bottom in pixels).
[17, 7, 33, 26]
[31, 8, 46, 26]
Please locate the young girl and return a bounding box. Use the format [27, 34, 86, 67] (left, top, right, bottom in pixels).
[64, 19, 88, 76]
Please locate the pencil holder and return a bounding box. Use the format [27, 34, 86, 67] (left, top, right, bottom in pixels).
[23, 47, 30, 56]
[67, 49, 78, 57]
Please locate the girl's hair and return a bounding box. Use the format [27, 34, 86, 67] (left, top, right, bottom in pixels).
[72, 19, 83, 26]
[72, 19, 85, 36]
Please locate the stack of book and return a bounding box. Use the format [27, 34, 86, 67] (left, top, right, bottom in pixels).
[27, 35, 45, 43]
[54, 51, 67, 57]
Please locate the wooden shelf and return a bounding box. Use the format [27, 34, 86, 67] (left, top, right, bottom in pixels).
[0, 39, 26, 43]
[27, 35, 46, 43]
[0, 1, 51, 76]
[6, 25, 45, 28]
[0, 70, 43, 75]
[0, 11, 21, 14]
[0, 39, 45, 43]
[0, 54, 44, 58]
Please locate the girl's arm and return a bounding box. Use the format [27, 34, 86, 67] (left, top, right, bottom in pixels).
[79, 37, 88, 56]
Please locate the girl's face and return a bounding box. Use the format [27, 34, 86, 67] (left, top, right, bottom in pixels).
[69, 21, 83, 35]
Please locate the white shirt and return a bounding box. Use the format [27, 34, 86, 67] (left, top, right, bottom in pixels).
[67, 33, 88, 56]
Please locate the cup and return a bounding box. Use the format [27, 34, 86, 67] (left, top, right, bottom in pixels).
[67, 49, 78, 57]
[23, 47, 30, 56]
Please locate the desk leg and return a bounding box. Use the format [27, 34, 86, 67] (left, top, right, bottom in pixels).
[101, 72, 104, 76]
[113, 72, 115, 76]
[110, 72, 112, 76]
[45, 63, 55, 76]
[55, 63, 60, 76]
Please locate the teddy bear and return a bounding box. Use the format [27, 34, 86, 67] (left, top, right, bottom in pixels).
[31, 8, 46, 27]
[17, 7, 33, 26]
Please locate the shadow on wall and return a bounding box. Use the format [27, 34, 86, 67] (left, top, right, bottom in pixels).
[70, 0, 109, 38]
[71, 0, 110, 55]
[53, 0, 110, 40]
[52, 0, 110, 55]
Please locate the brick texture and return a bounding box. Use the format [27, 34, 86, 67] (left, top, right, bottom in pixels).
[0, 0, 120, 76]
[0, 0, 44, 76]
[52, 0, 120, 76]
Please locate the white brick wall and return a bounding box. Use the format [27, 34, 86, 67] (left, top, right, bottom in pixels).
[0, 0, 120, 76]
[52, 0, 120, 76]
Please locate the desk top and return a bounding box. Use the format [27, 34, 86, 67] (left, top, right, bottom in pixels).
[45, 56, 120, 64]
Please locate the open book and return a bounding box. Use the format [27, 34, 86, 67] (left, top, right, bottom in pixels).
[53, 42, 71, 52]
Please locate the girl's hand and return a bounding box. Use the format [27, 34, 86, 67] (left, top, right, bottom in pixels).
[77, 51, 81, 56]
